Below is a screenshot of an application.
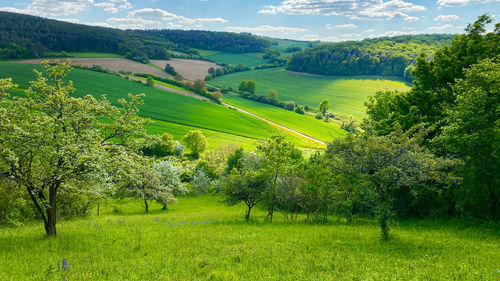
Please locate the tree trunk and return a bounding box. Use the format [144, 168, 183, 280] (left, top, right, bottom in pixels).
[96, 197, 100, 216]
[44, 186, 57, 236]
[267, 207, 273, 222]
[245, 205, 252, 221]
[162, 203, 168, 210]
[144, 199, 149, 213]
[380, 207, 390, 241]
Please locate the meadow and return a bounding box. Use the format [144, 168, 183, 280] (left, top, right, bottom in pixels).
[211, 68, 411, 120]
[195, 49, 267, 66]
[223, 94, 345, 142]
[0, 62, 314, 149]
[0, 195, 498, 280]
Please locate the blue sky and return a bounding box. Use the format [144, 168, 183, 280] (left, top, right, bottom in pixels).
[1, 0, 498, 41]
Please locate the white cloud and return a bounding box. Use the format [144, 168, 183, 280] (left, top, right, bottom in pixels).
[178, 17, 228, 24]
[379, 30, 417, 37]
[434, 14, 459, 21]
[93, 0, 131, 13]
[225, 25, 309, 36]
[129, 8, 178, 20]
[437, 0, 499, 6]
[0, 0, 93, 17]
[258, 0, 425, 21]
[325, 23, 358, 30]
[427, 24, 453, 31]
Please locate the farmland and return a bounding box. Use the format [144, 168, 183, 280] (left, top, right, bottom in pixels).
[211, 68, 411, 120]
[222, 94, 345, 142]
[196, 49, 267, 66]
[0, 62, 315, 149]
[1, 195, 498, 280]
[150, 58, 221, 80]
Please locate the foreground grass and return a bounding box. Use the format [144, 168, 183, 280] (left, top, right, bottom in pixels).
[1, 196, 498, 280]
[211, 68, 411, 120]
[0, 62, 315, 149]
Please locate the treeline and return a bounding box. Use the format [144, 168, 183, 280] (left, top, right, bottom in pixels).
[287, 34, 454, 81]
[0, 12, 270, 60]
[135, 30, 270, 53]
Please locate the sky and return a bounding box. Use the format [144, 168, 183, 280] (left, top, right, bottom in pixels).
[0, 0, 498, 41]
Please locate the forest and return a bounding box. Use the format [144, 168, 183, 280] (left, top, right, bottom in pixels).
[0, 12, 269, 60]
[286, 34, 454, 80]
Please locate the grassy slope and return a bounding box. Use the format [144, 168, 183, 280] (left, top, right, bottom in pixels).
[0, 196, 498, 280]
[223, 94, 345, 142]
[0, 62, 311, 149]
[269, 39, 311, 55]
[211, 68, 411, 120]
[195, 49, 267, 66]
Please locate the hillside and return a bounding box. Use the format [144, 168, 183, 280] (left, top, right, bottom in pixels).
[0, 12, 270, 60]
[287, 34, 454, 81]
[0, 62, 318, 149]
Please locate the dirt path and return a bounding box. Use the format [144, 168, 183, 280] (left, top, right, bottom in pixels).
[133, 77, 326, 147]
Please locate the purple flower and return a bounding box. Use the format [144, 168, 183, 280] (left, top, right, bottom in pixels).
[62, 259, 68, 271]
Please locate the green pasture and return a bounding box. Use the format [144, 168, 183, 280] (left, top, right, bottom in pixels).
[269, 38, 311, 54]
[0, 62, 313, 148]
[0, 196, 498, 280]
[223, 94, 345, 142]
[211, 68, 411, 120]
[195, 49, 267, 66]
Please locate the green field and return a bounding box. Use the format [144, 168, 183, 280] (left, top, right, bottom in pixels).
[0, 62, 314, 149]
[0, 195, 498, 280]
[223, 94, 345, 142]
[269, 38, 312, 55]
[195, 49, 267, 66]
[211, 68, 411, 120]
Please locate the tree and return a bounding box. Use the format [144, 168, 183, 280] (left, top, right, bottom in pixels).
[153, 133, 175, 157]
[154, 160, 187, 209]
[212, 90, 223, 100]
[257, 135, 301, 222]
[319, 99, 330, 118]
[238, 81, 248, 93]
[326, 132, 453, 240]
[294, 105, 305, 114]
[268, 89, 278, 101]
[118, 163, 176, 213]
[0, 61, 152, 235]
[146, 76, 154, 87]
[222, 169, 267, 221]
[439, 57, 500, 218]
[164, 63, 176, 76]
[246, 80, 256, 94]
[193, 79, 206, 93]
[183, 130, 208, 159]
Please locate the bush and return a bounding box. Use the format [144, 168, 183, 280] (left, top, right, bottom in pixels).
[295, 105, 305, 114]
[315, 113, 323, 120]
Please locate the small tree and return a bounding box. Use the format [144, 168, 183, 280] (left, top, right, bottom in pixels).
[154, 160, 187, 209]
[183, 130, 208, 159]
[246, 80, 256, 94]
[222, 169, 268, 221]
[319, 99, 330, 119]
[193, 79, 206, 93]
[268, 89, 278, 101]
[238, 81, 248, 93]
[212, 90, 223, 100]
[146, 76, 154, 87]
[164, 63, 176, 76]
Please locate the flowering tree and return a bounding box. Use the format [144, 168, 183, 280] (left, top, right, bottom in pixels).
[0, 61, 153, 235]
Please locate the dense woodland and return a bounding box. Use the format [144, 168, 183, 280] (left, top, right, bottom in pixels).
[0, 15, 498, 241]
[0, 12, 269, 60]
[287, 34, 454, 80]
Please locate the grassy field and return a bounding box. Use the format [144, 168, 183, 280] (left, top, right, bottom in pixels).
[211, 68, 411, 120]
[195, 49, 267, 66]
[0, 195, 498, 280]
[0, 62, 315, 149]
[223, 94, 345, 142]
[269, 39, 311, 55]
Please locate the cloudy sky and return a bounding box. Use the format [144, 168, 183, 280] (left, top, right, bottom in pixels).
[0, 0, 498, 41]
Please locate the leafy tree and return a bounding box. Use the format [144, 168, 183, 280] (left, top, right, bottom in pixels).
[0, 61, 152, 235]
[439, 57, 500, 218]
[183, 130, 208, 159]
[146, 76, 154, 87]
[294, 105, 305, 114]
[222, 169, 268, 221]
[327, 132, 453, 240]
[193, 79, 206, 93]
[164, 64, 177, 76]
[238, 81, 248, 93]
[319, 99, 330, 118]
[225, 147, 245, 175]
[246, 80, 256, 94]
[212, 90, 223, 100]
[257, 135, 302, 222]
[268, 89, 278, 101]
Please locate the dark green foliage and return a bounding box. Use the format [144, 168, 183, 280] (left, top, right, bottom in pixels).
[287, 34, 453, 80]
[263, 50, 280, 59]
[164, 64, 177, 76]
[284, 46, 302, 53]
[294, 105, 305, 115]
[238, 80, 256, 94]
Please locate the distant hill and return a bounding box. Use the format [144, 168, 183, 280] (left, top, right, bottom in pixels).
[286, 34, 455, 81]
[0, 12, 270, 60]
